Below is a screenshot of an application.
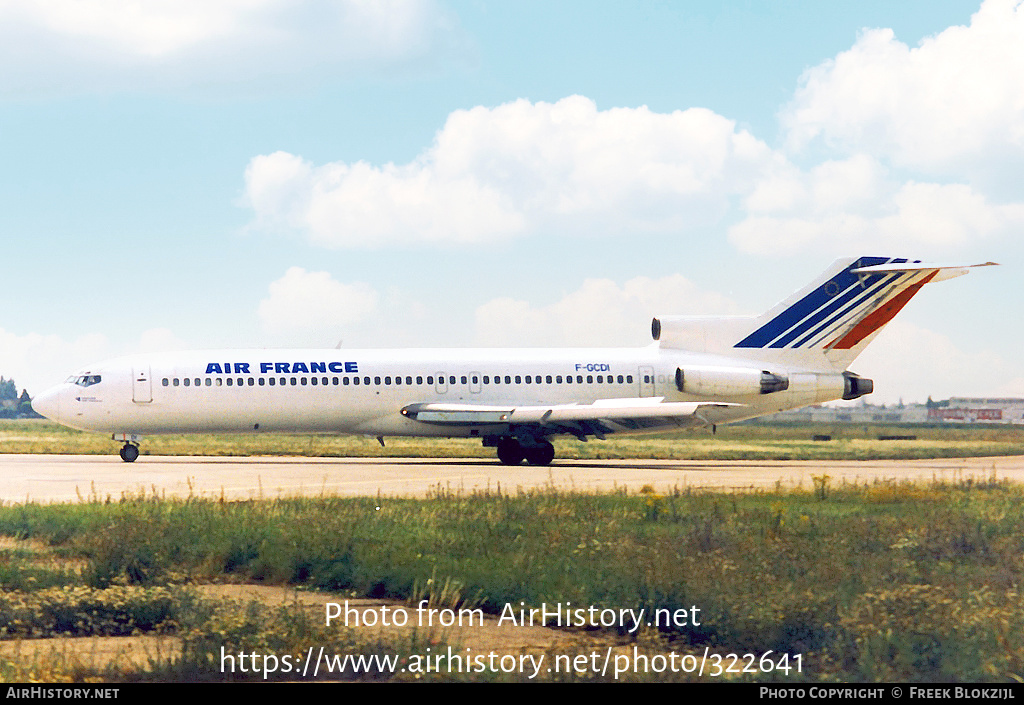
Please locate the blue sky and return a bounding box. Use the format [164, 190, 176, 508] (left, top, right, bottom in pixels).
[1, 0, 1020, 404]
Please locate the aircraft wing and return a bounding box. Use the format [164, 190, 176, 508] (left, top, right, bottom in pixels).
[400, 397, 740, 438]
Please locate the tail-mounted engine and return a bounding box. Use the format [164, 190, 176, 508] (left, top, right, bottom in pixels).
[675, 366, 789, 397]
[842, 371, 874, 400]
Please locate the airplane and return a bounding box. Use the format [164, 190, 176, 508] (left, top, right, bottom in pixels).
[31, 256, 995, 465]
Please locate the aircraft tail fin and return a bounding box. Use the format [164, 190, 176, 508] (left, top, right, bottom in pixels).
[654, 257, 996, 372]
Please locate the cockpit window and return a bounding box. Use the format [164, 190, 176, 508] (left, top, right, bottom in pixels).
[73, 375, 101, 387]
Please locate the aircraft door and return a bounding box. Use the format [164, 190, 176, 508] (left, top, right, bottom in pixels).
[639, 366, 655, 397]
[469, 372, 482, 394]
[132, 365, 152, 403]
[434, 372, 447, 395]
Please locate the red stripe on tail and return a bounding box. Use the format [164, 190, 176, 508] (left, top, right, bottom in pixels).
[827, 271, 937, 350]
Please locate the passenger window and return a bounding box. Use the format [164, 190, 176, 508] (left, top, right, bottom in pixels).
[449, 376, 455, 385]
[596, 375, 603, 383]
[556, 375, 562, 383]
[269, 378, 276, 386]
[417, 376, 423, 385]
[184, 378, 190, 387]
[576, 375, 583, 383]
[216, 378, 223, 386]
[461, 376, 467, 384]
[162, 378, 169, 386]
[427, 376, 434, 385]
[617, 375, 624, 383]
[546, 375, 552, 383]
[291, 378, 297, 386]
[301, 377, 308, 385]
[627, 375, 633, 383]
[587, 375, 593, 383]
[173, 378, 180, 387]
[364, 377, 370, 385]
[406, 376, 412, 385]
[333, 377, 339, 385]
[525, 375, 531, 384]
[258, 378, 265, 386]
[206, 378, 212, 386]
[226, 379, 232, 387]
[385, 377, 391, 385]
[515, 375, 522, 384]
[505, 376, 511, 384]
[353, 377, 360, 386]
[311, 377, 318, 386]
[374, 376, 381, 385]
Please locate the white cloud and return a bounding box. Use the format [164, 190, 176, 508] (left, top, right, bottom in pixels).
[0, 327, 203, 398]
[242, 96, 779, 248]
[849, 320, 1020, 404]
[258, 267, 379, 336]
[245, 91, 1024, 258]
[729, 154, 1024, 256]
[0, 0, 463, 94]
[0, 328, 109, 397]
[473, 275, 738, 348]
[782, 0, 1024, 179]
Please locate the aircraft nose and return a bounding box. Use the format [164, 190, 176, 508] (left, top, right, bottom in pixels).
[32, 386, 61, 422]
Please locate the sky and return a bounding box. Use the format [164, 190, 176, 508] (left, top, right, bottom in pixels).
[1, 0, 1021, 405]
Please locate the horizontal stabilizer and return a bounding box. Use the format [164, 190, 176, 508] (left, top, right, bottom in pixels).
[851, 260, 998, 284]
[850, 261, 998, 274]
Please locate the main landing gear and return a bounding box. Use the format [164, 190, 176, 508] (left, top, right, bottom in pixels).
[119, 443, 139, 463]
[495, 437, 555, 466]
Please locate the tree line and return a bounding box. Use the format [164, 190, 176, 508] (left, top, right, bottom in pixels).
[0, 377, 40, 418]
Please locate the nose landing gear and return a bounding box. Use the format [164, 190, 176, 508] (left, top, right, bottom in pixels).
[112, 433, 143, 463]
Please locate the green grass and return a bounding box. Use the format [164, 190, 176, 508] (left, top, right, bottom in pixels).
[0, 479, 1023, 681]
[3, 418, 1024, 461]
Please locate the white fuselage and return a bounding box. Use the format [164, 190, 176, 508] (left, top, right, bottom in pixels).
[31, 256, 988, 464]
[33, 346, 845, 439]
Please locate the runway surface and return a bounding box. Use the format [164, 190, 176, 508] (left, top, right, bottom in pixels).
[1, 453, 1022, 503]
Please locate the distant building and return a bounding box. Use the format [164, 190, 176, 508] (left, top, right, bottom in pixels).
[759, 398, 1024, 425]
[926, 398, 1024, 425]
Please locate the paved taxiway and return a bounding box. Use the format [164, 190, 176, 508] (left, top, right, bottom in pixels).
[1, 453, 1022, 503]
